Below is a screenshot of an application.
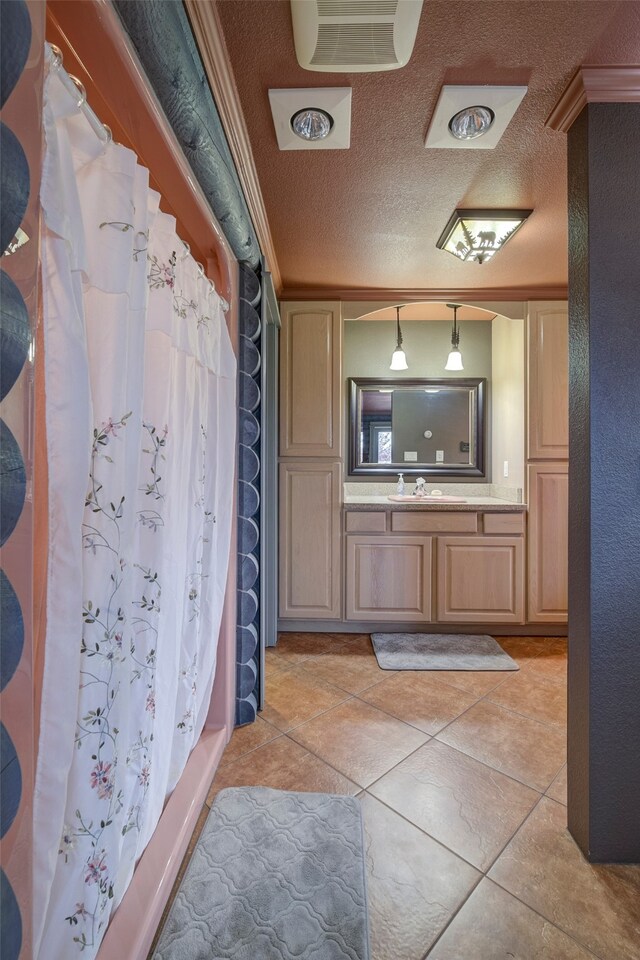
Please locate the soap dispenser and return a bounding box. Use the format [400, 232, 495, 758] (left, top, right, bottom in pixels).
[396, 472, 405, 496]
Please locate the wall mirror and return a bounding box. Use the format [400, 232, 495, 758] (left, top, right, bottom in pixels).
[348, 377, 486, 477]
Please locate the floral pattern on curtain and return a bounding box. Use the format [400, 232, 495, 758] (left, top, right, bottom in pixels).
[33, 54, 236, 960]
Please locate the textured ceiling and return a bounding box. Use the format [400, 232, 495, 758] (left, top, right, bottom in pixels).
[215, 0, 640, 296]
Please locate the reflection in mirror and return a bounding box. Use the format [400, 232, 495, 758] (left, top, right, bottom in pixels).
[349, 378, 486, 477]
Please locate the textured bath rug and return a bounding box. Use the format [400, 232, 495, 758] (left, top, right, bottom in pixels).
[370, 633, 518, 671]
[152, 786, 370, 960]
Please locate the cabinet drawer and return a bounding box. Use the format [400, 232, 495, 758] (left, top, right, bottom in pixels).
[483, 513, 525, 535]
[345, 511, 387, 533]
[346, 535, 432, 622]
[392, 511, 478, 534]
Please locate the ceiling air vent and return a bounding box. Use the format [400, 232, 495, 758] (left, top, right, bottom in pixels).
[291, 0, 423, 73]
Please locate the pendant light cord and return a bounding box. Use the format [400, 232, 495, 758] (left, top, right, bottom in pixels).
[447, 303, 460, 349]
[396, 305, 403, 349]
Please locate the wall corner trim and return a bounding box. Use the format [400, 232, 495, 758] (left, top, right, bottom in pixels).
[184, 0, 282, 295]
[546, 65, 640, 133]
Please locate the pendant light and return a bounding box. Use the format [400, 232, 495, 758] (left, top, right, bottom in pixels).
[389, 305, 408, 370]
[445, 303, 464, 371]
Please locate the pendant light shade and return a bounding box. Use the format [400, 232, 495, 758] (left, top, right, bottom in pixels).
[389, 305, 408, 370]
[445, 347, 464, 371]
[445, 303, 464, 371]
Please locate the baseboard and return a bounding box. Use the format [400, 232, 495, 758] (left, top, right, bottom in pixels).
[278, 620, 567, 637]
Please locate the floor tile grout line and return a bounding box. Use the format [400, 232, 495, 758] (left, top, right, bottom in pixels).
[218, 729, 286, 771]
[483, 693, 567, 732]
[420, 790, 588, 960]
[262, 687, 356, 735]
[283, 720, 431, 793]
[487, 867, 607, 960]
[351, 686, 483, 741]
[361, 788, 487, 875]
[363, 751, 548, 878]
[263, 644, 566, 799]
[419, 871, 485, 960]
[423, 871, 603, 960]
[349, 659, 563, 737]
[431, 728, 567, 796]
[363, 732, 553, 819]
[474, 674, 568, 734]
[476, 787, 548, 876]
[292, 664, 393, 699]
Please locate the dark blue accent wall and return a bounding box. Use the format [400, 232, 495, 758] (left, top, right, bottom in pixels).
[567, 102, 640, 862]
[236, 265, 262, 725]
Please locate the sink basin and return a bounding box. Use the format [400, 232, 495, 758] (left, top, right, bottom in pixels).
[388, 495, 467, 503]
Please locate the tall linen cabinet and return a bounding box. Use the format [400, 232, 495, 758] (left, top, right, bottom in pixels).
[526, 301, 569, 623]
[279, 302, 343, 620]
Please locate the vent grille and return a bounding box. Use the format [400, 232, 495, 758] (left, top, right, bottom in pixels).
[311, 23, 398, 65]
[316, 0, 398, 16]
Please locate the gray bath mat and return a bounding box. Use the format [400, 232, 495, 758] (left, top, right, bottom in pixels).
[371, 633, 518, 671]
[153, 786, 370, 960]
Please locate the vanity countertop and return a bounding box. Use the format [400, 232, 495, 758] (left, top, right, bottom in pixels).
[343, 495, 526, 513]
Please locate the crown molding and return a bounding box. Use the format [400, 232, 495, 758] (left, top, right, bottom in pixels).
[280, 285, 569, 302]
[546, 66, 640, 133]
[184, 0, 282, 293]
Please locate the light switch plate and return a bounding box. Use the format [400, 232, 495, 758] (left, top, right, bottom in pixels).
[404, 451, 418, 461]
[503, 460, 509, 478]
[436, 450, 444, 463]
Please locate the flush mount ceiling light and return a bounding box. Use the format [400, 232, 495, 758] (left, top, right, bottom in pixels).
[269, 87, 351, 150]
[291, 107, 334, 141]
[425, 85, 527, 149]
[389, 305, 408, 370]
[436, 209, 533, 264]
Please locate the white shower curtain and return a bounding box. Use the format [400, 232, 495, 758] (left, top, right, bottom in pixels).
[33, 56, 236, 960]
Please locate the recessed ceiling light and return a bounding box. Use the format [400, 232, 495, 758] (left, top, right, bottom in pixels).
[291, 107, 334, 141]
[269, 88, 351, 150]
[425, 85, 527, 150]
[449, 105, 495, 141]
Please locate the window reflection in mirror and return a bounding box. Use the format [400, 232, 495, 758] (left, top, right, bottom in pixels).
[349, 378, 486, 477]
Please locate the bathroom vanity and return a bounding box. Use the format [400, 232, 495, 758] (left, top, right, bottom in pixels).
[343, 497, 525, 625]
[278, 300, 568, 633]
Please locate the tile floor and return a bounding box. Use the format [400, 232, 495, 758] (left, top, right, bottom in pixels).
[151, 633, 640, 960]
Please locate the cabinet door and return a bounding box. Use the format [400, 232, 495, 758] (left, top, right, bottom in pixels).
[279, 461, 341, 619]
[528, 302, 568, 459]
[437, 537, 524, 623]
[527, 463, 568, 622]
[346, 535, 432, 622]
[280, 301, 342, 458]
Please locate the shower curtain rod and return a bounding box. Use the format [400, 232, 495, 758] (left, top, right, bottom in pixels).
[47, 43, 112, 145]
[45, 41, 229, 309]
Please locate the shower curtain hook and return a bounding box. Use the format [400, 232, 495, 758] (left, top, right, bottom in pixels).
[196, 262, 205, 279]
[49, 43, 63, 70]
[179, 240, 191, 261]
[68, 75, 87, 109]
